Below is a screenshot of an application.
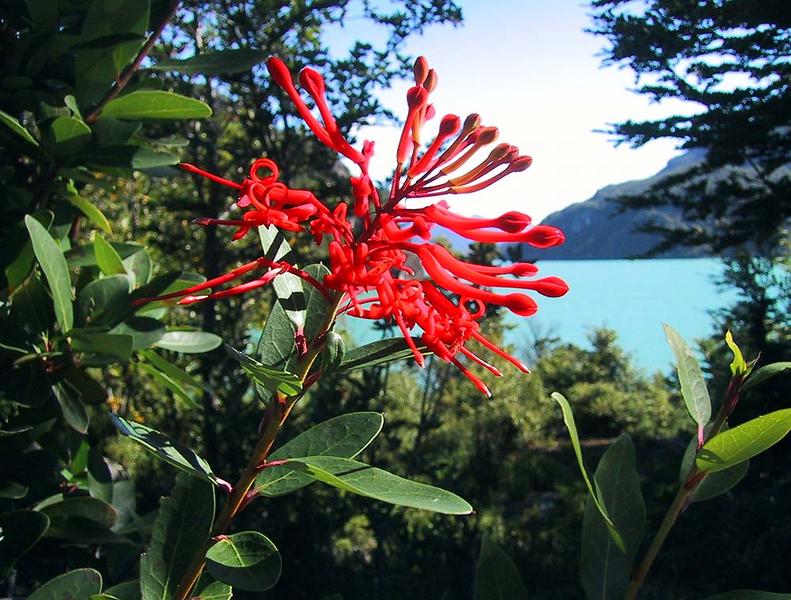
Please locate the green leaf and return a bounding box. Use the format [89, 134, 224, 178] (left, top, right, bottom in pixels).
[0, 510, 49, 577]
[338, 337, 428, 372]
[111, 414, 220, 484]
[130, 147, 180, 169]
[94, 234, 127, 276]
[663, 323, 711, 430]
[38, 496, 117, 539]
[551, 392, 625, 552]
[285, 456, 473, 514]
[580, 434, 645, 600]
[77, 274, 132, 326]
[137, 362, 201, 409]
[122, 248, 152, 288]
[26, 214, 73, 332]
[255, 412, 385, 497]
[66, 190, 112, 233]
[226, 345, 302, 396]
[140, 473, 215, 600]
[0, 482, 28, 499]
[47, 116, 91, 157]
[259, 225, 305, 331]
[0, 108, 38, 146]
[71, 332, 134, 361]
[68, 241, 144, 267]
[680, 428, 749, 502]
[195, 582, 233, 600]
[742, 362, 791, 393]
[87, 447, 114, 503]
[28, 568, 102, 600]
[151, 48, 268, 74]
[725, 331, 749, 376]
[697, 409, 791, 473]
[102, 91, 212, 120]
[474, 534, 528, 600]
[111, 317, 166, 350]
[302, 263, 331, 343]
[322, 331, 346, 372]
[701, 592, 791, 600]
[52, 383, 90, 433]
[4, 210, 54, 292]
[75, 0, 149, 105]
[206, 531, 282, 591]
[140, 348, 210, 393]
[155, 330, 222, 353]
[103, 581, 140, 600]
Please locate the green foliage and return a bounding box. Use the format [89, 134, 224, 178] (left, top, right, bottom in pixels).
[580, 434, 645, 600]
[140, 473, 215, 600]
[285, 456, 474, 515]
[552, 392, 625, 551]
[255, 412, 384, 497]
[474, 535, 528, 600]
[27, 568, 102, 600]
[205, 531, 281, 591]
[697, 409, 791, 472]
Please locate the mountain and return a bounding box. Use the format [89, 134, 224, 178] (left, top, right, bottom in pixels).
[525, 149, 710, 260]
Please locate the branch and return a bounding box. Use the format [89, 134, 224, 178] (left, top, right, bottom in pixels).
[84, 0, 181, 124]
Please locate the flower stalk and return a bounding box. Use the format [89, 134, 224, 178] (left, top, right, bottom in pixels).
[624, 373, 745, 599]
[172, 293, 343, 600]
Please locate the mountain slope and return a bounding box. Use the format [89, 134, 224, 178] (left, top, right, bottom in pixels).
[527, 149, 710, 260]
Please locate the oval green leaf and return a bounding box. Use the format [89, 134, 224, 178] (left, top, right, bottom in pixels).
[150, 49, 267, 75]
[101, 91, 212, 120]
[255, 412, 384, 497]
[663, 323, 711, 428]
[25, 215, 73, 332]
[474, 534, 528, 600]
[206, 531, 282, 591]
[581, 434, 645, 600]
[93, 234, 126, 276]
[141, 473, 215, 600]
[28, 568, 102, 600]
[195, 582, 233, 600]
[154, 330, 222, 353]
[111, 414, 220, 485]
[742, 362, 791, 393]
[697, 409, 791, 473]
[680, 429, 749, 502]
[0, 510, 50, 578]
[47, 116, 91, 157]
[285, 456, 473, 515]
[0, 108, 38, 146]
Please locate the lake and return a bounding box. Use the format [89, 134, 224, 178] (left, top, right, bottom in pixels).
[336, 258, 737, 374]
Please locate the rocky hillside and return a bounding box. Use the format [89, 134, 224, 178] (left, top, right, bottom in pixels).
[525, 149, 710, 260]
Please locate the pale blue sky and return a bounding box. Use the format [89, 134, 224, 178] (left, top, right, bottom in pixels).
[326, 0, 695, 221]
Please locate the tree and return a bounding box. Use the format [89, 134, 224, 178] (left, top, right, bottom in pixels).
[589, 0, 790, 253]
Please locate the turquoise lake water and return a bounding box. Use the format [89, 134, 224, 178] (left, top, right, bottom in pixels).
[336, 258, 737, 374]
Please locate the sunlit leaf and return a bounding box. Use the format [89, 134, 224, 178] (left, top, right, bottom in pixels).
[150, 48, 268, 74]
[255, 412, 384, 497]
[206, 531, 282, 591]
[111, 414, 220, 485]
[154, 329, 222, 353]
[26, 215, 73, 332]
[28, 568, 102, 600]
[102, 91, 212, 120]
[697, 409, 791, 473]
[338, 337, 428, 372]
[663, 323, 711, 431]
[286, 456, 473, 514]
[551, 392, 625, 552]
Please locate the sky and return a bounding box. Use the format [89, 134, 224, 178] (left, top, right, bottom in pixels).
[325, 0, 695, 222]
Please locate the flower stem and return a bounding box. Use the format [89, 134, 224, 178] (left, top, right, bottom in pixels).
[624, 374, 743, 599]
[173, 293, 342, 600]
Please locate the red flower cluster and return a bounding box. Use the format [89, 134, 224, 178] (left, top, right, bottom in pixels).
[143, 56, 569, 395]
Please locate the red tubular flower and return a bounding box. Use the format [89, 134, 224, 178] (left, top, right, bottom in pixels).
[138, 56, 569, 395]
